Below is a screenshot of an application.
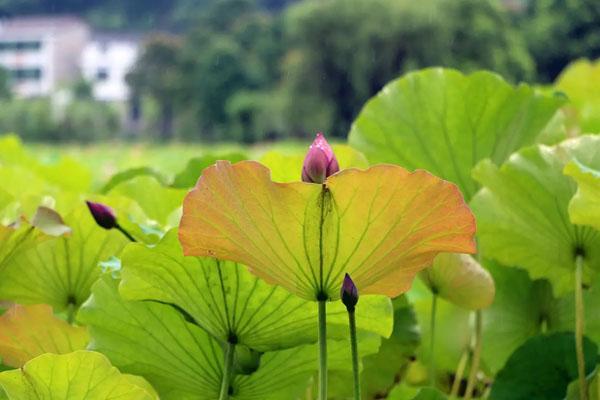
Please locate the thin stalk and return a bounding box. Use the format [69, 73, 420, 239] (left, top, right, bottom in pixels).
[450, 348, 469, 397]
[575, 255, 587, 400]
[115, 223, 136, 242]
[66, 302, 76, 324]
[348, 309, 360, 400]
[219, 341, 235, 400]
[429, 293, 438, 386]
[318, 300, 328, 400]
[465, 310, 483, 400]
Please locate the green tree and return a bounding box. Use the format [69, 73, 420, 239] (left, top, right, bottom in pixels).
[0, 67, 12, 100]
[178, 0, 283, 141]
[519, 0, 600, 82]
[281, 0, 534, 137]
[71, 78, 93, 100]
[126, 34, 183, 140]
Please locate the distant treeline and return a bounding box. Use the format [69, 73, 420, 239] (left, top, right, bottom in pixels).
[1, 0, 599, 142]
[0, 0, 295, 30]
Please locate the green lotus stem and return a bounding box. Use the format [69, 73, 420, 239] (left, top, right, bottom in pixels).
[465, 310, 482, 400]
[575, 255, 587, 400]
[219, 341, 235, 400]
[429, 293, 438, 386]
[450, 347, 469, 397]
[347, 308, 361, 400]
[115, 223, 136, 242]
[318, 300, 328, 400]
[66, 302, 76, 325]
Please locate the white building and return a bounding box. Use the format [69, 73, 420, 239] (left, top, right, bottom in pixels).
[0, 16, 139, 102]
[80, 33, 139, 102]
[0, 16, 89, 97]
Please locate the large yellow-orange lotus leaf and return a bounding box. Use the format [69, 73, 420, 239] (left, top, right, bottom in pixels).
[179, 161, 476, 301]
[0, 304, 88, 367]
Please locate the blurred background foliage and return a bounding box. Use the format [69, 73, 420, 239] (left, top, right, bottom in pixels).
[0, 0, 598, 143]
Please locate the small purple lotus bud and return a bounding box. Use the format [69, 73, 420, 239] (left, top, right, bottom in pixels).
[85, 201, 117, 230]
[301, 133, 340, 183]
[340, 273, 359, 311]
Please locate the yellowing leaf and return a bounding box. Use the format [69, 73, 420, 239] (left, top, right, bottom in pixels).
[0, 304, 89, 367]
[179, 161, 476, 300]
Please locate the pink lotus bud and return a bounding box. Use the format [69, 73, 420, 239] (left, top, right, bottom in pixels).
[340, 273, 359, 311]
[85, 201, 117, 230]
[301, 133, 339, 183]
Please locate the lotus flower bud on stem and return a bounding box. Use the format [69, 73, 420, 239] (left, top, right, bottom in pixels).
[301, 133, 340, 184]
[340, 273, 359, 312]
[341, 273, 361, 400]
[86, 201, 117, 229]
[85, 201, 136, 242]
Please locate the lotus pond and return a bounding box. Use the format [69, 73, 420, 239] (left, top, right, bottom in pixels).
[0, 60, 599, 400]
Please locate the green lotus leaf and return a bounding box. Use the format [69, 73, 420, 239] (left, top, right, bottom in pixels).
[349, 68, 564, 200]
[0, 135, 91, 195]
[552, 284, 600, 347]
[564, 160, 600, 230]
[0, 207, 70, 273]
[536, 107, 569, 145]
[411, 388, 448, 400]
[555, 59, 600, 134]
[387, 384, 448, 400]
[0, 135, 31, 166]
[0, 351, 157, 400]
[489, 333, 597, 400]
[179, 161, 476, 300]
[419, 253, 495, 310]
[411, 279, 471, 374]
[258, 151, 304, 183]
[101, 167, 168, 194]
[360, 296, 420, 399]
[0, 188, 13, 217]
[417, 303, 471, 375]
[471, 135, 600, 295]
[120, 229, 393, 350]
[0, 304, 88, 367]
[78, 275, 381, 399]
[483, 262, 600, 374]
[565, 367, 600, 400]
[85, 195, 165, 245]
[0, 166, 69, 218]
[172, 152, 247, 188]
[107, 175, 186, 226]
[259, 144, 368, 183]
[35, 156, 92, 194]
[0, 205, 128, 310]
[0, 225, 42, 271]
[481, 262, 556, 373]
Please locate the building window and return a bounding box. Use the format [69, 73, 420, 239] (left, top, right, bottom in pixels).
[96, 68, 109, 81]
[0, 41, 42, 51]
[10, 68, 42, 81]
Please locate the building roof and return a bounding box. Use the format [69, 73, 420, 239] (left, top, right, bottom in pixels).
[0, 15, 89, 39]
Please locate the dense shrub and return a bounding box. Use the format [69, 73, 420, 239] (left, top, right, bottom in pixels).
[0, 98, 120, 143]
